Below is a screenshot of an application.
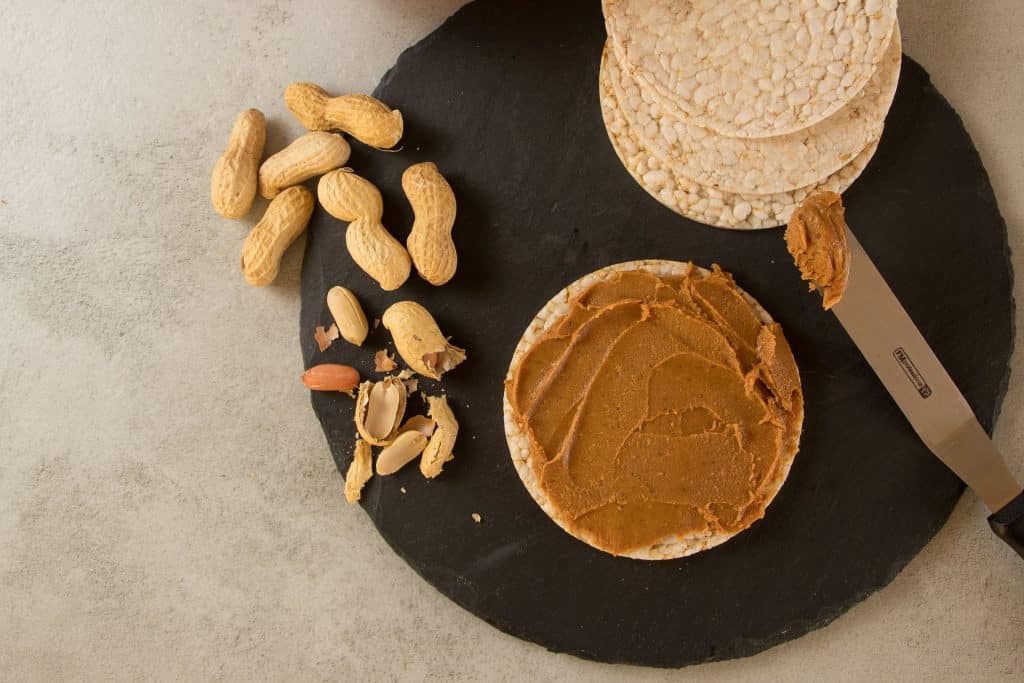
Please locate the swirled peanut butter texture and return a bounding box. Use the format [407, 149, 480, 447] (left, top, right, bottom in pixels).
[786, 191, 850, 310]
[506, 268, 803, 555]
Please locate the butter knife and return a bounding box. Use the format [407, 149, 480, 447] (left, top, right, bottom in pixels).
[824, 229, 1024, 559]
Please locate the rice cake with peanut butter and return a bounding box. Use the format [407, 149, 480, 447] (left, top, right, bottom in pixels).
[503, 261, 804, 559]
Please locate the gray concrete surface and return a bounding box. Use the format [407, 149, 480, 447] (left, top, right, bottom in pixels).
[1, 1, 1022, 680]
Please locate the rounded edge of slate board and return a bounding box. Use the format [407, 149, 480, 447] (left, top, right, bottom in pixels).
[299, 0, 1015, 668]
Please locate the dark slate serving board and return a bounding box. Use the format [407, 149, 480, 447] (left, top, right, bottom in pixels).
[299, 0, 1014, 668]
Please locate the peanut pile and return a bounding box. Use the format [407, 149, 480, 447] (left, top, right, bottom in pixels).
[211, 82, 465, 504]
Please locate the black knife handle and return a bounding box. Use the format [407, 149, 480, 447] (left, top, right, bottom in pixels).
[988, 489, 1024, 560]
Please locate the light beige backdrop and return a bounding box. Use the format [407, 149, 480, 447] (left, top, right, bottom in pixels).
[0, 1, 1021, 680]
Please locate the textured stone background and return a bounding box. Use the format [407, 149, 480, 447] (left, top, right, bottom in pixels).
[1, 1, 1021, 680]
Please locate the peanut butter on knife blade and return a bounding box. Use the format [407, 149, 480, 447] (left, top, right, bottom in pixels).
[785, 191, 851, 310]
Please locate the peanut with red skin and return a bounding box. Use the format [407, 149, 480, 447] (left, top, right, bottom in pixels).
[301, 364, 360, 392]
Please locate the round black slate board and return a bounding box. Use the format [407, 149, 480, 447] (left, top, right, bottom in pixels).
[299, 0, 1014, 668]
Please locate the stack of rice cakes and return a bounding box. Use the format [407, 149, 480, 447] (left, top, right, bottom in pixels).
[600, 0, 901, 229]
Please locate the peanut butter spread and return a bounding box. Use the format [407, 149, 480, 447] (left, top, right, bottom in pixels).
[507, 266, 803, 555]
[785, 191, 850, 310]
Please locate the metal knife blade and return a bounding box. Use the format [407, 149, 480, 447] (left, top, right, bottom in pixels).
[831, 230, 1020, 513]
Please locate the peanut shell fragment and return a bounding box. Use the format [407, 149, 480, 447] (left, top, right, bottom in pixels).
[374, 349, 398, 373]
[314, 324, 340, 352]
[420, 395, 458, 478]
[354, 377, 407, 446]
[344, 439, 373, 503]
